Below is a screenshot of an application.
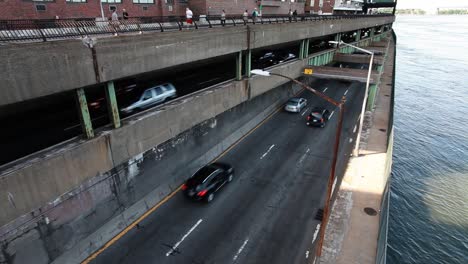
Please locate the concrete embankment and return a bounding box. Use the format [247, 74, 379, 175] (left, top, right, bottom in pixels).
[319, 32, 396, 264]
[0, 73, 308, 263]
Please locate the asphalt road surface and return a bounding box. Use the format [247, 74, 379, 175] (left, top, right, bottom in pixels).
[90, 79, 365, 264]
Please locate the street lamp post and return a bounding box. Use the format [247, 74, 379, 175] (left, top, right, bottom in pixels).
[250, 69, 346, 260]
[329, 40, 374, 157]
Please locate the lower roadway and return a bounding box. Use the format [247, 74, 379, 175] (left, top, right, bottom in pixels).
[88, 79, 365, 264]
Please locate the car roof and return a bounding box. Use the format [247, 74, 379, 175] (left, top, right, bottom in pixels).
[189, 164, 219, 184]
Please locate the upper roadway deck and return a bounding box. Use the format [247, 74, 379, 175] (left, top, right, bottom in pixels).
[0, 15, 394, 107]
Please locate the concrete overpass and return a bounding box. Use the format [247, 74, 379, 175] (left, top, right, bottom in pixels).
[0, 15, 394, 264]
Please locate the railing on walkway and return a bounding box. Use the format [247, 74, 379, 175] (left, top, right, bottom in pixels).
[0, 14, 392, 43]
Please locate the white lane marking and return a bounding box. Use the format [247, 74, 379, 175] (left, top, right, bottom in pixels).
[260, 144, 275, 160]
[301, 107, 310, 116]
[298, 148, 311, 164]
[344, 89, 349, 96]
[329, 111, 335, 120]
[323, 87, 328, 93]
[312, 224, 321, 244]
[357, 115, 361, 122]
[349, 138, 353, 143]
[353, 124, 357, 133]
[166, 219, 203, 256]
[233, 239, 249, 261]
[306, 250, 310, 259]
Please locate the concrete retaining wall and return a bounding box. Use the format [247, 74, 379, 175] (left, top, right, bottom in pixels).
[0, 78, 303, 264]
[0, 16, 394, 107]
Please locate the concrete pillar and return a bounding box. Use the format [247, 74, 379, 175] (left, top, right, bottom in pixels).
[370, 27, 375, 38]
[299, 40, 306, 60]
[236, 51, 243, 80]
[105, 81, 121, 129]
[355, 29, 361, 42]
[377, 65, 384, 73]
[334, 33, 341, 48]
[304, 39, 310, 58]
[366, 84, 378, 111]
[244, 49, 252, 78]
[75, 88, 94, 138]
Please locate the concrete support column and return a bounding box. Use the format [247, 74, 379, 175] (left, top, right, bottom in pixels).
[105, 81, 121, 129]
[370, 27, 375, 38]
[75, 88, 94, 139]
[244, 49, 252, 78]
[334, 33, 341, 48]
[377, 65, 384, 73]
[366, 84, 378, 111]
[236, 51, 243, 80]
[299, 40, 306, 60]
[355, 29, 361, 42]
[304, 39, 310, 58]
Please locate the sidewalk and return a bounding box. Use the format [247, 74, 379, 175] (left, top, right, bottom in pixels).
[319, 34, 395, 264]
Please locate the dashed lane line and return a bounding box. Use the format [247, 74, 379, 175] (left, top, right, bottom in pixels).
[166, 219, 203, 257]
[233, 239, 249, 261]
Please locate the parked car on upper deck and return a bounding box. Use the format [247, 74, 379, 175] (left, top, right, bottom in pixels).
[120, 83, 176, 114]
[253, 51, 297, 69]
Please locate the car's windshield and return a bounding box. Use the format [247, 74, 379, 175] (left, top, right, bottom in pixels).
[288, 98, 300, 104]
[311, 112, 323, 118]
[188, 166, 217, 186]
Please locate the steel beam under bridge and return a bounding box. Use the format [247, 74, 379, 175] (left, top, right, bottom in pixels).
[305, 66, 380, 84]
[334, 53, 385, 65]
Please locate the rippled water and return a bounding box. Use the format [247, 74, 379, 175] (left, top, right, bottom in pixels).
[388, 16, 468, 264]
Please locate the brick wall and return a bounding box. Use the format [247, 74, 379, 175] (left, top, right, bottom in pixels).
[0, 0, 305, 20]
[0, 0, 188, 20]
[311, 0, 334, 14]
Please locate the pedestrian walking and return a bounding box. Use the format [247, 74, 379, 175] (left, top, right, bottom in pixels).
[186, 7, 193, 29]
[243, 9, 249, 25]
[288, 9, 293, 22]
[221, 10, 226, 26]
[252, 8, 258, 23]
[111, 10, 118, 22]
[123, 9, 129, 20]
[293, 10, 298, 22]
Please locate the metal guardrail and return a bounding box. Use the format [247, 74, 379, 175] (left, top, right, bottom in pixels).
[0, 14, 392, 43]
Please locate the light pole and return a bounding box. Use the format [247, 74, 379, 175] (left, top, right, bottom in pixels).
[99, 0, 105, 20]
[250, 69, 345, 260]
[329, 40, 374, 157]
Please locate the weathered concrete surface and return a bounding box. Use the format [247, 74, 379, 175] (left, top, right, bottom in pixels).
[305, 66, 380, 84]
[0, 16, 394, 107]
[334, 53, 384, 65]
[0, 41, 96, 106]
[109, 80, 248, 165]
[250, 59, 307, 98]
[249, 16, 395, 49]
[0, 78, 302, 264]
[0, 136, 114, 229]
[95, 28, 248, 82]
[319, 33, 395, 264]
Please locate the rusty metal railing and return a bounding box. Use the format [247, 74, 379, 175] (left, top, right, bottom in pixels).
[0, 14, 392, 43]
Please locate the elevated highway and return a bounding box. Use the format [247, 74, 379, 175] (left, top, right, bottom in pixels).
[0, 15, 394, 264]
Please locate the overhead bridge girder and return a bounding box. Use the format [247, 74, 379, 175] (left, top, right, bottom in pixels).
[334, 53, 384, 65]
[305, 66, 380, 84]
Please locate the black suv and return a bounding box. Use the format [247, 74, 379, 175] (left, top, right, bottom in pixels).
[182, 162, 234, 203]
[306, 107, 330, 128]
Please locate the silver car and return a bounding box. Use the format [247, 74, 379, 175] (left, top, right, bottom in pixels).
[121, 83, 177, 114]
[284, 97, 307, 113]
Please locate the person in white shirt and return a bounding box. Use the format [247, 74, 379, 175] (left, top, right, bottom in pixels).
[243, 9, 248, 25]
[186, 7, 193, 29]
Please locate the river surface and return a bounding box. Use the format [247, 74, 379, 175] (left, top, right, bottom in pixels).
[388, 16, 468, 264]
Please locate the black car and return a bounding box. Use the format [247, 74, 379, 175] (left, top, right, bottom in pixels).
[306, 107, 330, 128]
[253, 51, 297, 69]
[182, 162, 234, 203]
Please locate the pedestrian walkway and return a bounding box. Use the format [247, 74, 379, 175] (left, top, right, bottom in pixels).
[319, 34, 395, 264]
